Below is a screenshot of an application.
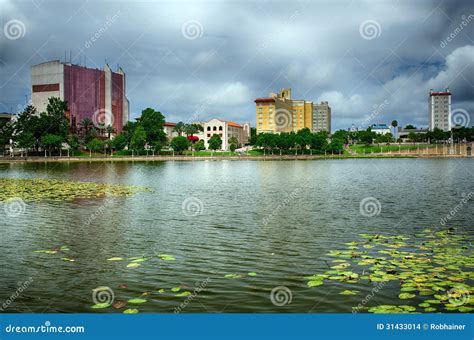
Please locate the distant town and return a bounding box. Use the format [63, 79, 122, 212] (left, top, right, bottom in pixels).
[0, 59, 472, 158]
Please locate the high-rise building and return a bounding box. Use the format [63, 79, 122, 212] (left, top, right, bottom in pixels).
[429, 88, 451, 131]
[255, 88, 313, 134]
[31, 60, 129, 133]
[312, 101, 331, 133]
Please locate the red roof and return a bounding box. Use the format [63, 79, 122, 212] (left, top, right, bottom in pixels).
[255, 98, 275, 103]
[226, 121, 242, 127]
[164, 122, 176, 127]
[430, 92, 451, 96]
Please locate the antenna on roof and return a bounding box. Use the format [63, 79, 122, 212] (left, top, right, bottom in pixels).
[69, 51, 72, 63]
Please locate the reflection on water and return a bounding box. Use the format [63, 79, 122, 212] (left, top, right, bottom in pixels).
[0, 159, 472, 312]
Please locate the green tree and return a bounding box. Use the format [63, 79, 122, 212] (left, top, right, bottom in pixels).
[130, 125, 147, 151]
[404, 124, 416, 129]
[391, 120, 398, 140]
[249, 127, 257, 145]
[310, 131, 328, 152]
[110, 133, 127, 151]
[208, 134, 222, 151]
[228, 136, 239, 152]
[332, 130, 349, 144]
[138, 108, 167, 149]
[173, 121, 186, 136]
[326, 139, 344, 153]
[105, 125, 116, 139]
[170, 136, 189, 154]
[41, 134, 63, 156]
[86, 138, 104, 154]
[193, 139, 205, 151]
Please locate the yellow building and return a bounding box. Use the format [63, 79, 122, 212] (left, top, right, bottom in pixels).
[255, 88, 313, 134]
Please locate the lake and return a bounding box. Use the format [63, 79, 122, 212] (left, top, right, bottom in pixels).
[1, 158, 473, 313]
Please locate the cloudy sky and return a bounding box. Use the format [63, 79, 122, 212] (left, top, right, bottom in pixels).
[1, 0, 473, 131]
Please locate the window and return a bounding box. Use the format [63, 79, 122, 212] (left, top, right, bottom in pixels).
[219, 126, 223, 131]
[213, 126, 217, 131]
[207, 133, 211, 137]
[207, 126, 211, 131]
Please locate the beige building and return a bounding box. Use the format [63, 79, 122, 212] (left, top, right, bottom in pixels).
[203, 119, 250, 150]
[255, 88, 313, 134]
[429, 88, 451, 131]
[163, 122, 178, 140]
[312, 101, 331, 133]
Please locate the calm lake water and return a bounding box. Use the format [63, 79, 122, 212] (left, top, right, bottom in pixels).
[1, 159, 473, 313]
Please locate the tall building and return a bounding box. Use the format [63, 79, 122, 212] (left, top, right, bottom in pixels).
[429, 88, 451, 131]
[31, 60, 129, 133]
[255, 88, 313, 134]
[312, 101, 331, 133]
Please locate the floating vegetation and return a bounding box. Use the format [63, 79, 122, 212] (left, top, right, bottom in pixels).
[159, 254, 176, 261]
[126, 263, 141, 269]
[171, 287, 181, 293]
[107, 257, 124, 261]
[127, 298, 147, 304]
[113, 301, 127, 309]
[305, 229, 473, 313]
[123, 308, 139, 314]
[0, 178, 150, 202]
[91, 303, 111, 309]
[175, 291, 191, 297]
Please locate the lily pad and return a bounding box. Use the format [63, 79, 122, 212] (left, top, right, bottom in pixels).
[127, 298, 147, 304]
[399, 293, 416, 300]
[171, 287, 181, 292]
[126, 263, 141, 269]
[307, 280, 324, 287]
[123, 309, 139, 314]
[91, 303, 110, 309]
[339, 290, 359, 295]
[175, 291, 192, 297]
[107, 257, 124, 261]
[248, 272, 257, 276]
[159, 254, 176, 261]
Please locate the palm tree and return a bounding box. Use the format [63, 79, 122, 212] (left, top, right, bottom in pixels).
[105, 125, 116, 139]
[391, 120, 398, 141]
[79, 118, 94, 135]
[173, 122, 186, 136]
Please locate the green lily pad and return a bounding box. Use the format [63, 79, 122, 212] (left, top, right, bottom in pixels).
[171, 287, 181, 292]
[248, 272, 257, 276]
[157, 289, 165, 293]
[425, 307, 437, 312]
[91, 303, 110, 309]
[127, 298, 147, 304]
[307, 280, 324, 287]
[339, 290, 359, 295]
[159, 254, 176, 261]
[175, 291, 192, 297]
[126, 263, 141, 268]
[123, 308, 139, 314]
[399, 293, 416, 300]
[107, 257, 124, 261]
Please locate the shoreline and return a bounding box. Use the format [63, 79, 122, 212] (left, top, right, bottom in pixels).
[0, 153, 468, 163]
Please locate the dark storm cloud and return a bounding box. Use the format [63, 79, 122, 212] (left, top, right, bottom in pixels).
[0, 0, 473, 130]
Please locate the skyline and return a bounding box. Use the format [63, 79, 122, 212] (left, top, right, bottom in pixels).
[0, 0, 473, 131]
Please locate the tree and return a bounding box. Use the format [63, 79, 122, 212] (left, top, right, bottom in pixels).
[0, 120, 14, 154]
[105, 125, 116, 139]
[332, 130, 349, 144]
[170, 136, 189, 154]
[173, 121, 186, 136]
[391, 120, 398, 140]
[310, 131, 328, 152]
[208, 134, 222, 151]
[404, 124, 416, 129]
[184, 123, 203, 137]
[193, 139, 205, 151]
[110, 133, 127, 152]
[67, 135, 80, 156]
[41, 134, 63, 156]
[130, 125, 147, 151]
[249, 128, 257, 145]
[228, 136, 239, 152]
[139, 108, 167, 149]
[86, 138, 104, 154]
[326, 139, 344, 153]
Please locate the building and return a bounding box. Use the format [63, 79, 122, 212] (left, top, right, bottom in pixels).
[255, 88, 313, 134]
[31, 60, 129, 134]
[163, 122, 178, 140]
[312, 101, 331, 133]
[370, 124, 391, 135]
[203, 119, 250, 150]
[397, 127, 429, 142]
[429, 88, 451, 131]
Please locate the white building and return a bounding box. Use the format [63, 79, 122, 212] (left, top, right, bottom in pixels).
[429, 88, 451, 131]
[203, 119, 250, 150]
[370, 124, 391, 135]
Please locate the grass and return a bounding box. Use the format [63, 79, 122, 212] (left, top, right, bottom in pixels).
[349, 144, 438, 154]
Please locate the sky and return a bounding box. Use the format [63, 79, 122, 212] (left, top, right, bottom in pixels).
[0, 0, 473, 132]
